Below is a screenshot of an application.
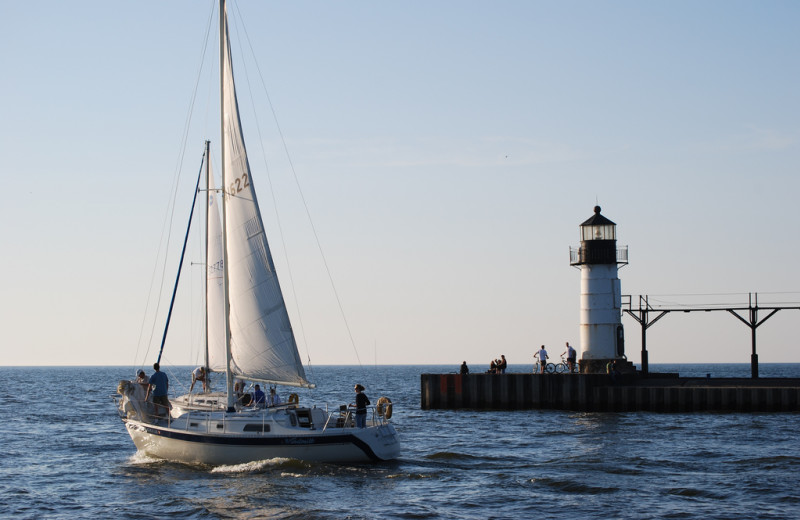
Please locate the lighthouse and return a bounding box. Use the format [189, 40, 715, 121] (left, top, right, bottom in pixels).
[569, 206, 629, 373]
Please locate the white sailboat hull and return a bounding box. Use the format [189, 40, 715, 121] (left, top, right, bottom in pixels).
[123, 410, 401, 464]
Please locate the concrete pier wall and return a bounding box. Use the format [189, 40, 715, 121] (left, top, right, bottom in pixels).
[420, 373, 800, 412]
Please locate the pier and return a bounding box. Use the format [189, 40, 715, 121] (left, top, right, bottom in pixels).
[420, 373, 800, 412]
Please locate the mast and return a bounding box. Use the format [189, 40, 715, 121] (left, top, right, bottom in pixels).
[203, 140, 211, 374]
[220, 0, 235, 412]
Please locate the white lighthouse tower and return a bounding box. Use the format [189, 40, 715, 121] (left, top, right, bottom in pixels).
[569, 206, 629, 373]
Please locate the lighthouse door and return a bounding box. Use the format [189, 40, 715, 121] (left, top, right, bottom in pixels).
[616, 325, 625, 357]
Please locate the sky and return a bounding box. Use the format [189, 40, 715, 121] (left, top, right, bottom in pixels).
[2, 1, 799, 369]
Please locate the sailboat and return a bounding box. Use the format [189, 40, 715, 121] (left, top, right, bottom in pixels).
[115, 0, 400, 464]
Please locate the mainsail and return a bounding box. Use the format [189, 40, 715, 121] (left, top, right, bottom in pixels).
[219, 4, 310, 387]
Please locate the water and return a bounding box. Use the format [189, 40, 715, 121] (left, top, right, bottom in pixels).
[1, 364, 799, 519]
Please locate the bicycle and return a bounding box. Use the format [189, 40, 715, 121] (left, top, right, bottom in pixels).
[546, 356, 578, 374]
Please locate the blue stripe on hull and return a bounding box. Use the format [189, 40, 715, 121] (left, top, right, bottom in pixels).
[129, 421, 382, 462]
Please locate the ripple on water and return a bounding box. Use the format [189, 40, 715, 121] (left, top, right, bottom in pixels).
[424, 451, 477, 461]
[665, 486, 732, 501]
[733, 454, 800, 470]
[529, 476, 619, 494]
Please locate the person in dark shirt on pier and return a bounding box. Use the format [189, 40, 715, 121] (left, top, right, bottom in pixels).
[607, 360, 619, 382]
[562, 342, 577, 373]
[497, 355, 507, 374]
[460, 361, 469, 375]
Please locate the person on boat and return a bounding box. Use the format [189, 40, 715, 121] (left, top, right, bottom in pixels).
[234, 381, 251, 407]
[498, 355, 508, 374]
[136, 369, 149, 385]
[267, 386, 282, 407]
[190, 366, 208, 393]
[562, 342, 577, 373]
[146, 362, 170, 419]
[534, 346, 549, 374]
[460, 361, 469, 375]
[252, 384, 266, 408]
[352, 384, 370, 428]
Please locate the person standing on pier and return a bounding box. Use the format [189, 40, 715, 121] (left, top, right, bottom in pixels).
[534, 346, 549, 373]
[460, 361, 469, 375]
[562, 342, 577, 373]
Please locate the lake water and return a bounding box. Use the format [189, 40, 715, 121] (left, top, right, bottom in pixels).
[1, 364, 799, 519]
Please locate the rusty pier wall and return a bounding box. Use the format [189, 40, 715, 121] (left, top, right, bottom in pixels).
[420, 373, 800, 412]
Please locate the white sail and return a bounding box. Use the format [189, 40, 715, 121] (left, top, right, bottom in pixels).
[206, 160, 227, 372]
[220, 6, 310, 387]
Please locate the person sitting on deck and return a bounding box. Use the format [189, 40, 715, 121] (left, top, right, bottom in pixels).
[235, 381, 252, 407]
[252, 384, 266, 408]
[267, 386, 282, 407]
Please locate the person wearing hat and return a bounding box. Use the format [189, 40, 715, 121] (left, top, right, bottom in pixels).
[352, 384, 370, 428]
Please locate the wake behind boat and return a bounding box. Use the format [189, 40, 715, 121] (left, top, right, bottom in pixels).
[114, 0, 400, 464]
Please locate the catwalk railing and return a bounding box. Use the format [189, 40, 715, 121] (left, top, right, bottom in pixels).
[622, 293, 800, 378]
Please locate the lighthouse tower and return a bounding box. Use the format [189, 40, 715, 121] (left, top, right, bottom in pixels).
[569, 206, 629, 373]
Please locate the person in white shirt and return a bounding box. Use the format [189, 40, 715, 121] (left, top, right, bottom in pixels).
[534, 346, 549, 374]
[268, 386, 282, 407]
[190, 366, 208, 393]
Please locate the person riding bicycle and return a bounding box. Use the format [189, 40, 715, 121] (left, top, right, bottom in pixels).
[562, 342, 577, 373]
[534, 345, 548, 374]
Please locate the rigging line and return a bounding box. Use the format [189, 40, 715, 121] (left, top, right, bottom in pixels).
[228, 3, 314, 374]
[234, 2, 364, 369]
[157, 160, 205, 365]
[137, 2, 218, 366]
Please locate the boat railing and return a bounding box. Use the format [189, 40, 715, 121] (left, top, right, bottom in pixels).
[320, 405, 390, 432]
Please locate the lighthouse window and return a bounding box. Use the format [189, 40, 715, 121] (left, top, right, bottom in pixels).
[582, 224, 615, 241]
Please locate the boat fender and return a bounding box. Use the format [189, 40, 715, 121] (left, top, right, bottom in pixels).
[288, 393, 299, 406]
[376, 396, 393, 419]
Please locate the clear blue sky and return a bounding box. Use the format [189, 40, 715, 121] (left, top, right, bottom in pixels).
[2, 1, 798, 368]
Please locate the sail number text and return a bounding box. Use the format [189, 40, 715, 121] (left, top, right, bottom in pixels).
[225, 173, 250, 200]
